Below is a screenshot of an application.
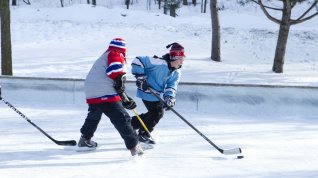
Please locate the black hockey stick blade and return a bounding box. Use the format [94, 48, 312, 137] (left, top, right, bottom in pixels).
[53, 139, 77, 146]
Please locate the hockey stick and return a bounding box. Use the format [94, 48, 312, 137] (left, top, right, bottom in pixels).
[0, 87, 76, 146]
[120, 92, 155, 141]
[148, 88, 241, 155]
[132, 109, 156, 142]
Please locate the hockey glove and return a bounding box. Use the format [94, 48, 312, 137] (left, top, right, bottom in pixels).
[163, 96, 176, 111]
[136, 75, 148, 91]
[114, 73, 126, 94]
[122, 96, 137, 110]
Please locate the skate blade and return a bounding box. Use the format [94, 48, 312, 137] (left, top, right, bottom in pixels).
[140, 142, 154, 150]
[75, 146, 97, 152]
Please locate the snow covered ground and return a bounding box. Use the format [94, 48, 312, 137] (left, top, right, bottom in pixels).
[1, 1, 318, 177]
[8, 1, 318, 86]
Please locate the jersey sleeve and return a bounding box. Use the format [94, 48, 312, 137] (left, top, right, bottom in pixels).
[106, 51, 126, 80]
[163, 70, 181, 98]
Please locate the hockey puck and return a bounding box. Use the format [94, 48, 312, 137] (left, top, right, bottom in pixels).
[237, 155, 244, 159]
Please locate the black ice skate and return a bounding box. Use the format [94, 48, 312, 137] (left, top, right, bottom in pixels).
[76, 135, 98, 152]
[138, 130, 156, 145]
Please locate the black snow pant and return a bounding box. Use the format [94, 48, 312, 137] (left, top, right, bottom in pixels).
[80, 102, 138, 150]
[131, 100, 164, 133]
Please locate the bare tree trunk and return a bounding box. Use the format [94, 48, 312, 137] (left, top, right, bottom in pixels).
[210, 0, 221, 62]
[12, 0, 17, 6]
[126, 0, 130, 9]
[92, 0, 96, 5]
[164, 0, 168, 14]
[272, 1, 291, 73]
[183, 0, 188, 5]
[147, 0, 151, 10]
[201, 0, 203, 13]
[192, 0, 196, 6]
[87, 0, 90, 4]
[0, 0, 13, 75]
[201, 0, 208, 13]
[170, 4, 177, 17]
[60, 0, 64, 7]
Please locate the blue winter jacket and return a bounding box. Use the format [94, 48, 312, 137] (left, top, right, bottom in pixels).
[131, 56, 181, 101]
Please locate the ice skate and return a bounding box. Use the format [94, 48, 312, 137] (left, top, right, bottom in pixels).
[130, 144, 144, 157]
[76, 136, 98, 152]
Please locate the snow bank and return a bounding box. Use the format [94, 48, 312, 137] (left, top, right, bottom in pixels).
[1, 76, 317, 118]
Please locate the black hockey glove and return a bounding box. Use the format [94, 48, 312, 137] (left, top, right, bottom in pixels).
[135, 75, 148, 91]
[122, 95, 137, 110]
[163, 96, 176, 111]
[113, 73, 126, 94]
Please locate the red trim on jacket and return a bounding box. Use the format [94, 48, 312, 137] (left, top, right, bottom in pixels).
[86, 95, 121, 104]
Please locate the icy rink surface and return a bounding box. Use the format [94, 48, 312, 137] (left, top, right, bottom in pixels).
[0, 102, 317, 178]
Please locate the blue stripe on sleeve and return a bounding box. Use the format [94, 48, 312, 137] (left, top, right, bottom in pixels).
[106, 63, 123, 74]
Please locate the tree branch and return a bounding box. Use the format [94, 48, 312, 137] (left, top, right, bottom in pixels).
[23, 0, 31, 5]
[250, 0, 282, 11]
[257, 0, 281, 25]
[296, 1, 318, 20]
[291, 1, 297, 9]
[291, 11, 318, 25]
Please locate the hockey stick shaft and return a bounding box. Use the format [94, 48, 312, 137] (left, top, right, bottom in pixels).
[0, 97, 76, 146]
[120, 92, 155, 140]
[148, 88, 241, 155]
[132, 109, 149, 132]
[132, 109, 156, 141]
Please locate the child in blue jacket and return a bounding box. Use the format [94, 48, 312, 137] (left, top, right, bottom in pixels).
[131, 43, 186, 144]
